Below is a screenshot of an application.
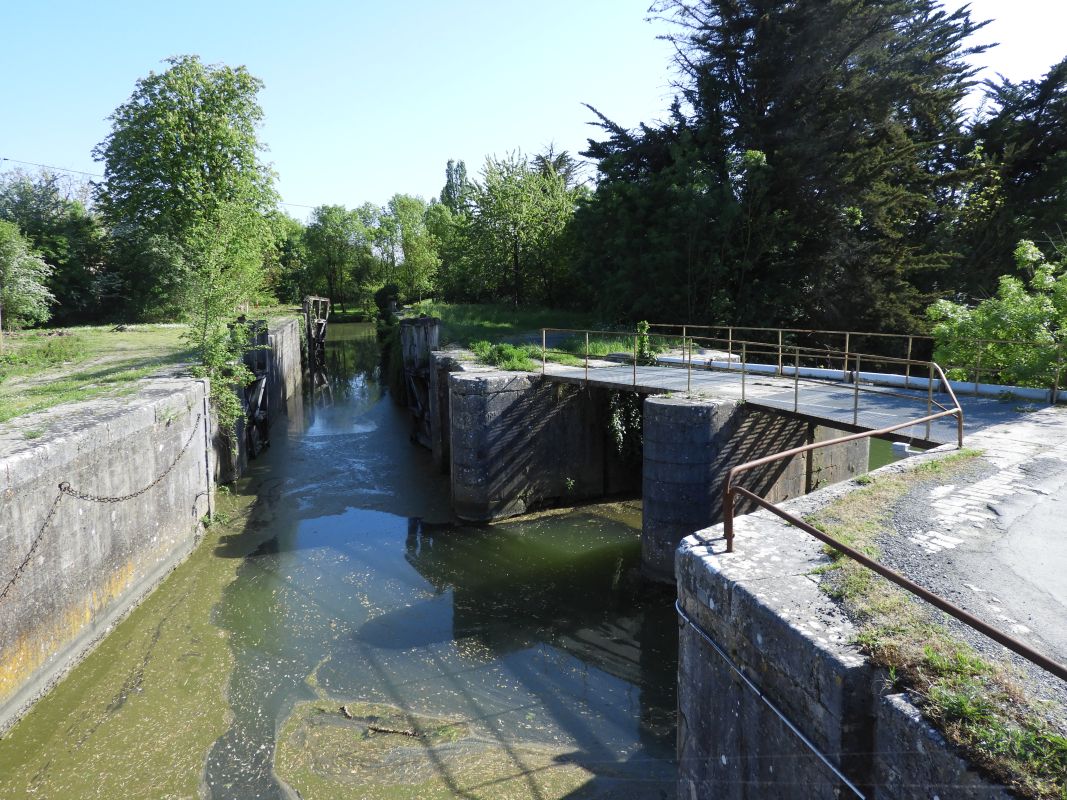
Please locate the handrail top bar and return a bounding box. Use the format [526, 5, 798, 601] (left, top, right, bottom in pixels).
[542, 325, 1060, 350]
[539, 327, 945, 369]
[647, 322, 935, 340]
[542, 325, 1062, 351]
[729, 485, 1067, 683]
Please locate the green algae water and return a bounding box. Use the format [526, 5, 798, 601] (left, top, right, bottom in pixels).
[0, 323, 677, 799]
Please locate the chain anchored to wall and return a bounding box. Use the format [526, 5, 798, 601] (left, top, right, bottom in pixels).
[0, 412, 203, 605]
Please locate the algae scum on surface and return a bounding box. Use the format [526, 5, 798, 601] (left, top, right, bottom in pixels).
[276, 700, 602, 799]
[0, 323, 677, 799]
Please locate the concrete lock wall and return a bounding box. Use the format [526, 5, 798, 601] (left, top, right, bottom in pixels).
[643, 397, 868, 582]
[0, 380, 212, 734]
[675, 481, 1013, 799]
[214, 317, 302, 484]
[428, 351, 465, 472]
[449, 371, 638, 521]
[0, 317, 303, 734]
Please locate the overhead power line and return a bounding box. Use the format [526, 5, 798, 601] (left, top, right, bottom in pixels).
[0, 156, 103, 178]
[0, 156, 316, 210]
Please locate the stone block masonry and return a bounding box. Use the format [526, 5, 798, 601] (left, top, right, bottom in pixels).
[449, 372, 638, 521]
[643, 397, 868, 582]
[676, 475, 1013, 799]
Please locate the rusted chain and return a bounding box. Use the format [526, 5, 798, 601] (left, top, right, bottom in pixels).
[0, 412, 202, 604]
[58, 413, 202, 504]
[0, 492, 64, 603]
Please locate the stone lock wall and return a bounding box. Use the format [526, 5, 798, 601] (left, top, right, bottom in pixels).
[448, 372, 639, 521]
[0, 317, 303, 734]
[0, 380, 212, 734]
[676, 478, 1014, 799]
[643, 397, 868, 581]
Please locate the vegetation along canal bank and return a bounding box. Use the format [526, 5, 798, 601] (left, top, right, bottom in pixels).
[0, 323, 678, 799]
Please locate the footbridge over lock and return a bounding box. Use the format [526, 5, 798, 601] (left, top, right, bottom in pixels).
[405, 320, 1067, 797]
[409, 321, 1063, 582]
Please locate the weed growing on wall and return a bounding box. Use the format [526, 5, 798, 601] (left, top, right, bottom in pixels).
[608, 391, 643, 465]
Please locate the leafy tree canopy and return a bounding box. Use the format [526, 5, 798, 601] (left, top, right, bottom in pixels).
[0, 219, 54, 333]
[575, 0, 988, 331]
[93, 55, 277, 239]
[928, 239, 1067, 387]
[304, 205, 377, 312]
[954, 59, 1067, 293]
[0, 170, 106, 324]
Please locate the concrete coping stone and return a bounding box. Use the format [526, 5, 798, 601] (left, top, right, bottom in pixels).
[676, 441, 965, 706]
[0, 378, 208, 494]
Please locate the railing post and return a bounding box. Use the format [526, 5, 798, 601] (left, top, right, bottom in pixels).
[542, 329, 546, 374]
[926, 362, 934, 441]
[741, 341, 747, 402]
[728, 327, 734, 366]
[853, 354, 861, 425]
[843, 332, 851, 382]
[974, 349, 982, 397]
[633, 334, 638, 386]
[723, 482, 735, 553]
[794, 347, 800, 413]
[687, 337, 692, 394]
[777, 329, 783, 377]
[905, 336, 913, 389]
[1053, 344, 1063, 404]
[584, 331, 589, 384]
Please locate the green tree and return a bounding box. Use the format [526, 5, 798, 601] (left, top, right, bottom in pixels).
[953, 59, 1067, 295]
[386, 194, 439, 302]
[577, 0, 987, 331]
[0, 170, 106, 324]
[264, 212, 309, 303]
[179, 202, 272, 438]
[425, 200, 470, 301]
[0, 220, 54, 339]
[93, 55, 277, 318]
[531, 145, 583, 188]
[928, 239, 1067, 387]
[304, 205, 376, 312]
[468, 153, 582, 306]
[441, 159, 473, 216]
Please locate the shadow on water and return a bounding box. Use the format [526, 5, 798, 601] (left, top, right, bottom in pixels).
[201, 323, 678, 799]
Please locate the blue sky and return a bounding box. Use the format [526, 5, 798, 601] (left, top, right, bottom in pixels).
[1, 0, 1064, 220]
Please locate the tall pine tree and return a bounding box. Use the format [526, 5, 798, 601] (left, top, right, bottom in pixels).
[575, 0, 987, 332]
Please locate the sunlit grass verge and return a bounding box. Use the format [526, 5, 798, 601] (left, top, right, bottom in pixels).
[409, 301, 600, 345]
[469, 340, 596, 372]
[807, 450, 1066, 799]
[0, 325, 193, 424]
[469, 341, 542, 371]
[0, 332, 88, 372]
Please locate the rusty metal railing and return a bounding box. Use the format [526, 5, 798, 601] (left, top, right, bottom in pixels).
[721, 413, 1067, 683]
[539, 327, 966, 442]
[649, 322, 1065, 402]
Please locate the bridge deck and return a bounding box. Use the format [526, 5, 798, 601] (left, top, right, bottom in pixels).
[540, 362, 1039, 446]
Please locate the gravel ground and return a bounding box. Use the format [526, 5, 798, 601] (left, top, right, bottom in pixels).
[878, 457, 1067, 730]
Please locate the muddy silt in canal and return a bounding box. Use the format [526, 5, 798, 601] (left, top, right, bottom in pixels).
[0, 323, 678, 799]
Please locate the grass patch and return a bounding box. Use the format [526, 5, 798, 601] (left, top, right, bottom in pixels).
[469, 341, 541, 371]
[0, 325, 195, 424]
[807, 450, 1065, 799]
[409, 301, 600, 346]
[0, 332, 88, 374]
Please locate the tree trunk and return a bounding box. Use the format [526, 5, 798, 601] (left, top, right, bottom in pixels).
[512, 237, 522, 308]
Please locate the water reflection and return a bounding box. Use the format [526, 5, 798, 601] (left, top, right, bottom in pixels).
[203, 323, 677, 798]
